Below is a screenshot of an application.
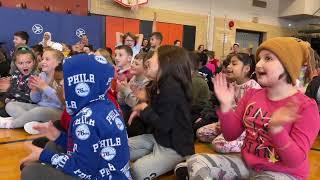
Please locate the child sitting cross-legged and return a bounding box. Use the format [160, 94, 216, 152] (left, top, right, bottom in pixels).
[175, 37, 320, 180]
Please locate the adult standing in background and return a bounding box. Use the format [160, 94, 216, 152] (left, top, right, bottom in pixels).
[39, 32, 54, 48]
[39, 32, 63, 51]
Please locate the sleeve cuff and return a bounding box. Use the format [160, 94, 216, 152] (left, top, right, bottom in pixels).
[39, 149, 56, 164]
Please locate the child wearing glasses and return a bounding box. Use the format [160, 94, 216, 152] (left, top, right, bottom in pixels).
[116, 32, 144, 58]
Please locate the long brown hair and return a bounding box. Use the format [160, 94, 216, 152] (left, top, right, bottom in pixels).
[154, 46, 193, 102]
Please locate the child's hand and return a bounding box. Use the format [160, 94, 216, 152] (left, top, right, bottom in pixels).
[0, 78, 10, 92]
[33, 121, 61, 141]
[269, 100, 300, 132]
[135, 88, 148, 102]
[133, 102, 148, 112]
[128, 103, 148, 125]
[117, 79, 129, 92]
[29, 76, 48, 91]
[128, 111, 140, 126]
[21, 142, 43, 165]
[212, 73, 234, 112]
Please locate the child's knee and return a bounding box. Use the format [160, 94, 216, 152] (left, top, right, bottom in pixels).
[131, 162, 158, 180]
[21, 163, 41, 180]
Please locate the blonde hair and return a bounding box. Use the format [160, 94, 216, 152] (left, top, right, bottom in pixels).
[43, 47, 64, 63]
[96, 48, 113, 64]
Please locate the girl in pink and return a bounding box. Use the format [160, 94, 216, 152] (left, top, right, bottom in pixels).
[175, 37, 320, 180]
[197, 53, 261, 153]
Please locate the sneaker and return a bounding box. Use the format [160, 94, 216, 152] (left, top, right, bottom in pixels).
[174, 162, 189, 180]
[24, 121, 40, 135]
[0, 117, 13, 128]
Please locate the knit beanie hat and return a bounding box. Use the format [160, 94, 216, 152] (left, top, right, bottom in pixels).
[256, 37, 316, 85]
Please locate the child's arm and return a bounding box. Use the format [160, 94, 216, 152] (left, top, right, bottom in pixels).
[214, 73, 247, 140]
[39, 122, 101, 177]
[42, 86, 62, 106]
[116, 32, 123, 46]
[30, 89, 42, 103]
[137, 79, 186, 132]
[152, 12, 157, 32]
[123, 87, 139, 107]
[136, 34, 144, 48]
[217, 94, 247, 141]
[269, 100, 320, 168]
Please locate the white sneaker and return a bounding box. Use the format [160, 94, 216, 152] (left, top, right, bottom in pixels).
[24, 121, 40, 135]
[0, 117, 13, 129]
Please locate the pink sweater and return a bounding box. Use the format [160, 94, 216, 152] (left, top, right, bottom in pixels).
[217, 89, 320, 179]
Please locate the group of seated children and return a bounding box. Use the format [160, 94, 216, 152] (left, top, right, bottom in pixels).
[0, 28, 320, 180]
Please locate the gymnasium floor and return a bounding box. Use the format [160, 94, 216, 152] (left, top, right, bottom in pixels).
[0, 129, 319, 180]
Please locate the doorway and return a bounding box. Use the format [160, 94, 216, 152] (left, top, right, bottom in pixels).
[235, 29, 264, 55]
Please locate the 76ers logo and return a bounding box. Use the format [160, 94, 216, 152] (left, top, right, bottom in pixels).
[75, 83, 90, 97]
[75, 124, 90, 140]
[101, 147, 116, 161]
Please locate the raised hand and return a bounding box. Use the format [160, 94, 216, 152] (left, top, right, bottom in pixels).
[212, 73, 234, 112]
[33, 121, 61, 141]
[117, 78, 129, 92]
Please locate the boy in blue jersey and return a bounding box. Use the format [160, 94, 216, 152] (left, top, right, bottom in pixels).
[21, 54, 131, 180]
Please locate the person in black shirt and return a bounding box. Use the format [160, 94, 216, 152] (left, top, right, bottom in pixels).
[128, 46, 194, 179]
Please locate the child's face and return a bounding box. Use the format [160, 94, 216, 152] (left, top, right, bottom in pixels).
[41, 51, 60, 73]
[124, 36, 135, 48]
[142, 39, 149, 47]
[144, 52, 159, 80]
[130, 58, 144, 76]
[150, 36, 160, 48]
[226, 56, 249, 83]
[13, 36, 26, 47]
[256, 50, 286, 87]
[15, 54, 35, 75]
[115, 49, 131, 68]
[54, 71, 64, 86]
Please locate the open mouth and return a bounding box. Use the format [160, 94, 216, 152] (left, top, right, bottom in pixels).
[23, 69, 29, 73]
[226, 70, 233, 74]
[256, 71, 267, 76]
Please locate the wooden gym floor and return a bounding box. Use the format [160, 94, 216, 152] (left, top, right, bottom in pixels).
[0, 129, 319, 180]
